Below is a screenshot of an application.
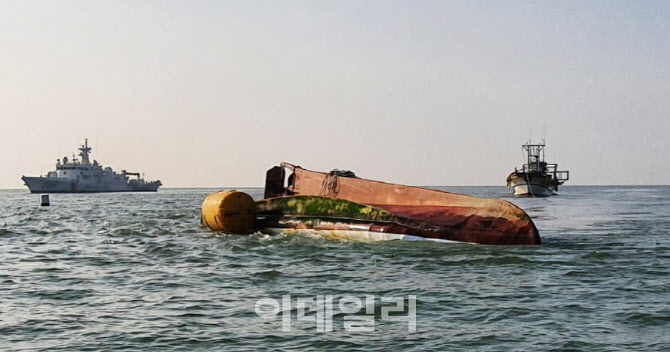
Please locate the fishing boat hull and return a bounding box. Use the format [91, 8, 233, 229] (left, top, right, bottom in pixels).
[506, 142, 569, 197]
[507, 173, 556, 197]
[259, 163, 540, 245]
[254, 195, 539, 245]
[201, 164, 541, 245]
[511, 183, 553, 197]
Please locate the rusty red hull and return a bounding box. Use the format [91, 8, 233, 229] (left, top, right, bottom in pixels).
[264, 163, 540, 245]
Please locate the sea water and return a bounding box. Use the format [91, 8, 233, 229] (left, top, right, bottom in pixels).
[1, 186, 669, 351]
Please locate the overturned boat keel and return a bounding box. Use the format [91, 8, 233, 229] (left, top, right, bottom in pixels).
[201, 163, 541, 245]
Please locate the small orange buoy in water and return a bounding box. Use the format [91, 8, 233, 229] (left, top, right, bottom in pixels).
[201, 190, 256, 233]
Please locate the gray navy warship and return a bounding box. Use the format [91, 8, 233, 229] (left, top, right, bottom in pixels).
[22, 139, 161, 193]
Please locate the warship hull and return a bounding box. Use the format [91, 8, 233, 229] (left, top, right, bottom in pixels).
[21, 139, 161, 193]
[22, 176, 160, 193]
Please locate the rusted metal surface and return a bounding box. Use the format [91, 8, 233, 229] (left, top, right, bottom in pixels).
[257, 196, 538, 245]
[264, 163, 540, 245]
[264, 166, 286, 199]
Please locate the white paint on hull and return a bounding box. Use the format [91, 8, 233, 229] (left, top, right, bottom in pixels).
[22, 177, 74, 193]
[512, 183, 553, 197]
[22, 176, 159, 193]
[263, 228, 469, 244]
[508, 174, 556, 197]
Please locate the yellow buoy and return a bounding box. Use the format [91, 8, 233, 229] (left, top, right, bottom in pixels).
[201, 190, 257, 233]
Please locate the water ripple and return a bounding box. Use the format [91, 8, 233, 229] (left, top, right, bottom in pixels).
[1, 187, 670, 351]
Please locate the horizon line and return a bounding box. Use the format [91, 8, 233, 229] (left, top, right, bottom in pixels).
[2, 184, 670, 191]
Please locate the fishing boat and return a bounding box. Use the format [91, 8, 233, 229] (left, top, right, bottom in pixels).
[506, 141, 569, 197]
[201, 163, 541, 245]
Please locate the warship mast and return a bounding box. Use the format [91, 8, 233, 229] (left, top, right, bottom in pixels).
[78, 138, 92, 165]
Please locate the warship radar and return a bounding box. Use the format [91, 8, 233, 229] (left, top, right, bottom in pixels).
[22, 139, 161, 193]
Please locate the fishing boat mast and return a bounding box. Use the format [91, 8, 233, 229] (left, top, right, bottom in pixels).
[522, 141, 546, 173]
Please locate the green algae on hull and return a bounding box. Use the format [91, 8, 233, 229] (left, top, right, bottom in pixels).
[257, 196, 393, 221]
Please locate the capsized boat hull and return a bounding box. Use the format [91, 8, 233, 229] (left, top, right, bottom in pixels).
[256, 195, 539, 245]
[262, 164, 541, 245]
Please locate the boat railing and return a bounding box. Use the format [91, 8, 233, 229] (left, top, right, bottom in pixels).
[521, 163, 569, 181]
[546, 164, 569, 181]
[555, 170, 569, 182]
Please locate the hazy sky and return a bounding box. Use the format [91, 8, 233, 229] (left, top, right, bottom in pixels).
[2, 0, 669, 188]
